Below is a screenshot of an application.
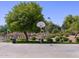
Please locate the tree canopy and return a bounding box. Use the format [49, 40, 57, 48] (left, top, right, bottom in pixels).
[5, 2, 44, 32]
[62, 15, 79, 37]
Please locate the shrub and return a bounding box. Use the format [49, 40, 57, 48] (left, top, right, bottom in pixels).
[76, 37, 79, 42]
[51, 34, 56, 38]
[16, 39, 26, 43]
[46, 38, 53, 43]
[6, 39, 12, 42]
[62, 37, 69, 41]
[55, 36, 61, 43]
[55, 36, 60, 42]
[55, 36, 69, 43]
[31, 37, 36, 41]
[69, 40, 72, 43]
[65, 34, 69, 37]
[45, 34, 56, 43]
[47, 34, 56, 38]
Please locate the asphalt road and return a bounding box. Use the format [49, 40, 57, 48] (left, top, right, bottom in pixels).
[0, 43, 79, 58]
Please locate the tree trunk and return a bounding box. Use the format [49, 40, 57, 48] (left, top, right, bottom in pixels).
[24, 31, 28, 41]
[75, 32, 79, 38]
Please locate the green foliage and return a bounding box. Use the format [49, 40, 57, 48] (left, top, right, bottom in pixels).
[72, 22, 79, 33]
[76, 37, 79, 42]
[45, 34, 56, 43]
[69, 40, 72, 43]
[62, 36, 69, 41]
[62, 15, 79, 36]
[31, 36, 36, 41]
[46, 34, 55, 39]
[55, 36, 60, 43]
[45, 20, 61, 33]
[0, 25, 8, 32]
[62, 15, 74, 30]
[45, 21, 54, 33]
[46, 38, 53, 43]
[52, 28, 60, 33]
[55, 36, 69, 43]
[5, 2, 44, 32]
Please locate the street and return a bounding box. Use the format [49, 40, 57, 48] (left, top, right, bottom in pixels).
[0, 43, 79, 58]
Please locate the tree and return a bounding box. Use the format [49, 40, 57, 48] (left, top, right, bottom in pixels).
[5, 2, 44, 41]
[46, 21, 53, 33]
[0, 25, 8, 38]
[0, 25, 7, 33]
[71, 19, 79, 38]
[62, 15, 79, 38]
[62, 15, 74, 30]
[45, 20, 61, 33]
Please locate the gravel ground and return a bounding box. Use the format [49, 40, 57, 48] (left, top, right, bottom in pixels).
[0, 43, 79, 58]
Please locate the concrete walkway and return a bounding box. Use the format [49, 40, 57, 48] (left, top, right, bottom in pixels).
[0, 43, 79, 58]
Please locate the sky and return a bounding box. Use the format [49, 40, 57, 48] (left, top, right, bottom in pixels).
[0, 1, 79, 26]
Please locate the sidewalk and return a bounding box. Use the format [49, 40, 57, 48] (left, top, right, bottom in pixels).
[0, 43, 79, 58]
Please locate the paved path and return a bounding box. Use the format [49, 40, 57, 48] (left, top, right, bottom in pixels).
[0, 43, 79, 58]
